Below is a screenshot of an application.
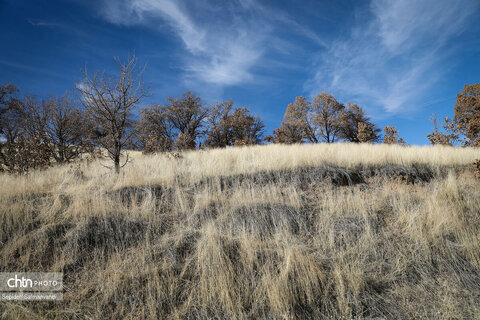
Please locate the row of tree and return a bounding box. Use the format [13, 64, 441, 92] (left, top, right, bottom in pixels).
[267, 83, 480, 148]
[264, 94, 382, 144]
[0, 56, 266, 173]
[1, 55, 478, 174]
[0, 85, 93, 172]
[137, 95, 265, 154]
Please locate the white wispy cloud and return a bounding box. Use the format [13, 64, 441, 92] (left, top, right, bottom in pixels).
[130, 0, 206, 53]
[236, 0, 327, 48]
[372, 0, 473, 53]
[97, 0, 330, 89]
[28, 19, 64, 28]
[99, 0, 266, 86]
[306, 0, 479, 114]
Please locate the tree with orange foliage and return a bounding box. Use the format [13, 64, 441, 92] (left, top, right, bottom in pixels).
[453, 83, 480, 147]
[384, 126, 406, 145]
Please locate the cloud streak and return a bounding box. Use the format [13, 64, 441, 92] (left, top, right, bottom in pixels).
[99, 0, 266, 86]
[97, 0, 328, 89]
[28, 19, 64, 28]
[306, 0, 479, 113]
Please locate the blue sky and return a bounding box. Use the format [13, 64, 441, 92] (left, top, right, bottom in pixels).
[1, 0, 479, 145]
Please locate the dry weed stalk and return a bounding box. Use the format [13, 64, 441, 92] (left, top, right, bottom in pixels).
[167, 151, 183, 160]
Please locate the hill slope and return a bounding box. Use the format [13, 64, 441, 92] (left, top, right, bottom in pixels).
[1, 144, 480, 319]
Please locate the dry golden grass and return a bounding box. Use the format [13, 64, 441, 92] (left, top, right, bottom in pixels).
[0, 143, 480, 319]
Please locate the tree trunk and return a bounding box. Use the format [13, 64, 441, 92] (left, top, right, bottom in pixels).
[114, 154, 120, 174]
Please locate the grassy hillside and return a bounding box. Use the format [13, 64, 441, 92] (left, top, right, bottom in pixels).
[1, 143, 480, 319]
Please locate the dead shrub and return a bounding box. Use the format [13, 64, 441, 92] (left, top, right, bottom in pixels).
[474, 159, 480, 179]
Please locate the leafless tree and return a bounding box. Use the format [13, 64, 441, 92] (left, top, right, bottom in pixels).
[77, 55, 149, 173]
[0, 88, 54, 173]
[41, 94, 90, 162]
[0, 84, 23, 145]
[0, 84, 24, 171]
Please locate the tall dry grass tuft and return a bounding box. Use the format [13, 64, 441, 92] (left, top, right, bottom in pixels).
[0, 143, 479, 319]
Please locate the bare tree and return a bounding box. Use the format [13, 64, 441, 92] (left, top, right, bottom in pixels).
[77, 55, 149, 173]
[44, 95, 90, 162]
[0, 89, 55, 173]
[0, 84, 17, 103]
[0, 84, 23, 145]
[0, 84, 25, 171]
